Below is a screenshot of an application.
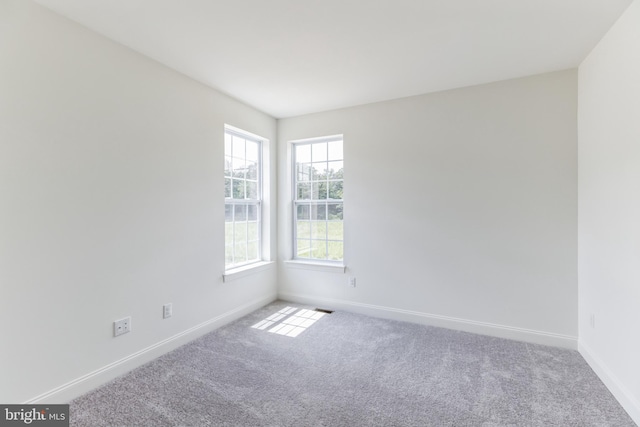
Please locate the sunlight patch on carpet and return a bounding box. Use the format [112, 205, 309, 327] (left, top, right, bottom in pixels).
[251, 307, 326, 337]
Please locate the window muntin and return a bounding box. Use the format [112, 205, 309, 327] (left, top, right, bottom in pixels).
[225, 128, 262, 269]
[293, 137, 343, 262]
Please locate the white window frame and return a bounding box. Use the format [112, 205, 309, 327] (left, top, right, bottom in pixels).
[292, 135, 344, 264]
[224, 125, 264, 271]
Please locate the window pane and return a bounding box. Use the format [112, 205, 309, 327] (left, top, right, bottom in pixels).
[297, 239, 311, 258]
[232, 156, 245, 176]
[246, 141, 259, 162]
[327, 161, 343, 178]
[246, 161, 258, 180]
[312, 162, 328, 181]
[248, 221, 259, 240]
[234, 204, 247, 221]
[328, 203, 343, 220]
[297, 183, 311, 200]
[311, 221, 327, 239]
[310, 203, 327, 220]
[225, 133, 232, 155]
[297, 163, 312, 182]
[225, 223, 233, 249]
[311, 240, 327, 259]
[247, 204, 258, 221]
[234, 242, 247, 262]
[224, 156, 232, 177]
[225, 178, 231, 198]
[234, 221, 247, 242]
[328, 140, 343, 161]
[247, 242, 259, 261]
[328, 181, 342, 200]
[328, 241, 343, 260]
[327, 221, 343, 240]
[232, 179, 245, 199]
[312, 142, 327, 162]
[246, 181, 258, 199]
[315, 182, 327, 200]
[232, 135, 245, 158]
[296, 204, 310, 220]
[296, 144, 311, 163]
[297, 221, 311, 239]
[225, 244, 233, 265]
[225, 204, 233, 222]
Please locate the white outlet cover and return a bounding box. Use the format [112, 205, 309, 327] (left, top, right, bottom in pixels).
[163, 303, 172, 319]
[114, 317, 131, 337]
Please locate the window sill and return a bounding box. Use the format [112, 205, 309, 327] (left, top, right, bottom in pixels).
[284, 260, 346, 273]
[223, 261, 274, 283]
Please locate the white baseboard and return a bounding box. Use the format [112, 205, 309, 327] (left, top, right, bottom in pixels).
[25, 294, 277, 404]
[579, 341, 640, 426]
[279, 292, 578, 349]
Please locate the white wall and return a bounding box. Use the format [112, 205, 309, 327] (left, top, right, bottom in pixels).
[278, 70, 578, 348]
[578, 0, 640, 423]
[0, 0, 277, 403]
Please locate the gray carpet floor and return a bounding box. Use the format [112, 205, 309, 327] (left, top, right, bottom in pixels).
[70, 301, 636, 426]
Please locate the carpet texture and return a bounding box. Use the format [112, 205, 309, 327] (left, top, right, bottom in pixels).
[70, 301, 636, 426]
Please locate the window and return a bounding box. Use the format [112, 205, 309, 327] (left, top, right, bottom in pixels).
[293, 136, 343, 262]
[225, 126, 262, 269]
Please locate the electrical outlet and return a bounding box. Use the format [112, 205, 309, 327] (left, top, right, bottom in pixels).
[349, 276, 356, 287]
[163, 303, 173, 319]
[114, 317, 131, 337]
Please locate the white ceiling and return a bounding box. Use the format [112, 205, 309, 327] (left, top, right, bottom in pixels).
[34, 0, 632, 118]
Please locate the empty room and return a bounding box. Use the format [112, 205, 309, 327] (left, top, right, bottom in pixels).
[1, 0, 639, 425]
